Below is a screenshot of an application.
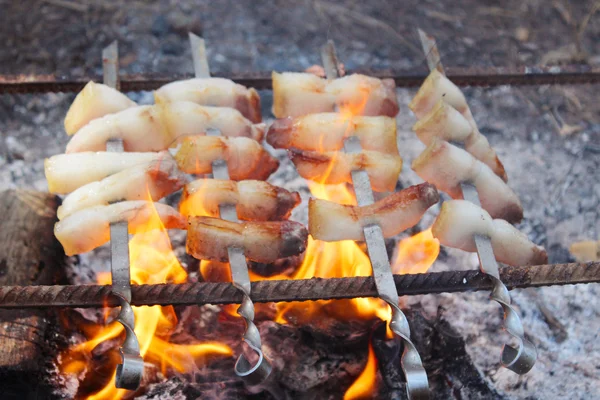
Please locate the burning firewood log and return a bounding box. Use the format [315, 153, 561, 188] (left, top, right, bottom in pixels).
[180, 179, 301, 221]
[66, 101, 265, 153]
[175, 135, 279, 180]
[272, 72, 399, 118]
[290, 148, 402, 192]
[412, 138, 523, 223]
[58, 158, 187, 220]
[54, 201, 186, 255]
[432, 200, 548, 266]
[64, 81, 137, 135]
[154, 77, 262, 123]
[45, 151, 170, 194]
[409, 70, 506, 180]
[309, 183, 439, 241]
[186, 217, 308, 263]
[267, 113, 397, 153]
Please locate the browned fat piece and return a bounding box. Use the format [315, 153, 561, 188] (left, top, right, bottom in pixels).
[432, 200, 548, 266]
[309, 183, 439, 241]
[54, 201, 186, 256]
[154, 77, 262, 123]
[272, 72, 399, 118]
[66, 101, 265, 153]
[175, 136, 279, 180]
[290, 149, 402, 192]
[180, 179, 301, 221]
[187, 217, 308, 263]
[267, 113, 398, 154]
[412, 139, 523, 223]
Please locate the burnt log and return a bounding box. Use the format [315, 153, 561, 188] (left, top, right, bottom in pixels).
[0, 190, 67, 399]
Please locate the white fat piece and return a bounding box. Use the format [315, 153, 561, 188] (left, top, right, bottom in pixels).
[64, 81, 137, 135]
[44, 151, 166, 194]
[66, 101, 265, 153]
[432, 200, 547, 266]
[58, 158, 187, 219]
[55, 201, 186, 256]
[412, 139, 522, 223]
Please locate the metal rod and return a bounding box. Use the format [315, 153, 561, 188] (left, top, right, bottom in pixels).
[0, 262, 596, 309]
[103, 41, 144, 391]
[190, 34, 271, 386]
[1, 65, 599, 93]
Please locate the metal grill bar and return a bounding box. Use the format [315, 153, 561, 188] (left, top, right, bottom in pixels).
[0, 262, 596, 309]
[1, 64, 599, 93]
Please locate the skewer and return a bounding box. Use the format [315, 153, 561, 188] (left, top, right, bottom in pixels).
[417, 29, 537, 374]
[321, 41, 429, 400]
[188, 32, 272, 386]
[102, 41, 144, 390]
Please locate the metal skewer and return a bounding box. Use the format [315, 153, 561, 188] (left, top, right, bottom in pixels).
[417, 29, 537, 374]
[102, 41, 144, 390]
[321, 41, 429, 400]
[188, 32, 272, 386]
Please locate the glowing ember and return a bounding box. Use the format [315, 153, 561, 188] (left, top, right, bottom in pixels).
[59, 200, 232, 400]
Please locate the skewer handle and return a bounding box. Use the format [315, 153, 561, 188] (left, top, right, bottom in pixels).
[103, 41, 143, 391]
[323, 39, 430, 400]
[416, 27, 537, 374]
[189, 33, 271, 386]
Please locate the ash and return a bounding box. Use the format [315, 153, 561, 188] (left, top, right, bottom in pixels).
[1, 1, 600, 398]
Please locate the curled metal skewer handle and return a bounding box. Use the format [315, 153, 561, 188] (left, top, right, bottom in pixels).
[104, 41, 143, 390]
[462, 184, 537, 373]
[189, 33, 271, 385]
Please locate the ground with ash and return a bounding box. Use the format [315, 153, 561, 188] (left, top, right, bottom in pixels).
[1, 1, 599, 399]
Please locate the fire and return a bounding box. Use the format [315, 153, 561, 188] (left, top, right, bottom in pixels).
[344, 342, 378, 400]
[60, 199, 233, 399]
[393, 228, 440, 275]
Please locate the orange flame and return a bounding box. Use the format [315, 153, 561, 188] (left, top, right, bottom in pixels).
[344, 342, 378, 400]
[60, 198, 232, 400]
[393, 228, 440, 275]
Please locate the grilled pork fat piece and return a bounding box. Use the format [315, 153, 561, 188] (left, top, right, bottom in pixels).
[267, 113, 397, 153]
[66, 102, 265, 153]
[154, 78, 262, 123]
[65, 81, 137, 135]
[290, 149, 402, 192]
[175, 136, 279, 180]
[187, 217, 308, 263]
[309, 183, 439, 241]
[58, 158, 187, 220]
[432, 200, 548, 266]
[412, 139, 522, 223]
[409, 70, 507, 180]
[55, 201, 186, 256]
[180, 179, 300, 221]
[45, 151, 168, 194]
[272, 72, 399, 118]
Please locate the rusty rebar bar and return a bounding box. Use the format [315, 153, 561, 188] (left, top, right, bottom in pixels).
[0, 262, 596, 309]
[1, 65, 599, 94]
